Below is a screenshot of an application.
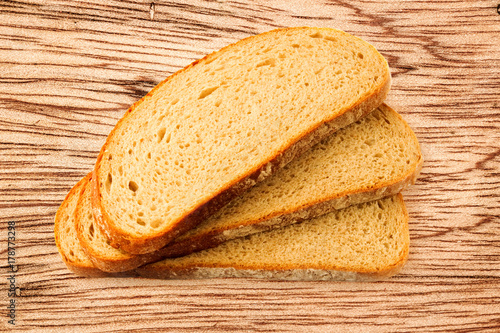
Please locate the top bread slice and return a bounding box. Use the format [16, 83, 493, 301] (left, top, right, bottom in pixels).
[136, 194, 410, 281]
[77, 104, 421, 272]
[92, 27, 391, 254]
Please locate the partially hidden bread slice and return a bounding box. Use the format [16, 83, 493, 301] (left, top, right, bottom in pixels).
[53, 175, 112, 277]
[78, 104, 421, 273]
[54, 174, 136, 277]
[136, 194, 410, 281]
[92, 27, 391, 254]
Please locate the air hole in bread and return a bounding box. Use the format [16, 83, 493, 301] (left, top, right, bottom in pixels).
[315, 67, 325, 75]
[310, 32, 322, 38]
[378, 201, 384, 210]
[323, 36, 337, 42]
[157, 127, 166, 143]
[69, 250, 74, 257]
[128, 181, 139, 192]
[105, 173, 112, 193]
[118, 166, 123, 176]
[365, 139, 375, 146]
[292, 44, 300, 48]
[199, 86, 219, 99]
[204, 56, 217, 65]
[128, 149, 133, 155]
[214, 100, 222, 107]
[150, 204, 157, 211]
[89, 223, 94, 238]
[151, 219, 162, 228]
[136, 218, 145, 226]
[256, 58, 276, 68]
[147, 152, 152, 159]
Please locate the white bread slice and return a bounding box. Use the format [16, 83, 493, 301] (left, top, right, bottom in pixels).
[92, 27, 391, 254]
[77, 104, 421, 272]
[136, 194, 410, 281]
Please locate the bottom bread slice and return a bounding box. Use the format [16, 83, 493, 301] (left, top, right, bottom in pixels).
[136, 194, 409, 281]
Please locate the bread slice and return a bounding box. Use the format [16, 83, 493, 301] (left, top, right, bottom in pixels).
[92, 27, 391, 254]
[136, 194, 410, 281]
[54, 174, 112, 277]
[54, 174, 136, 277]
[77, 104, 421, 272]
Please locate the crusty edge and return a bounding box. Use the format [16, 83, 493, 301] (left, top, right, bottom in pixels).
[92, 27, 391, 254]
[54, 175, 112, 277]
[135, 194, 410, 281]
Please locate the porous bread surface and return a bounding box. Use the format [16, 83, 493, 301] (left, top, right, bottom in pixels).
[77, 104, 420, 272]
[54, 174, 109, 277]
[93, 27, 390, 253]
[76, 178, 162, 272]
[165, 103, 422, 254]
[137, 194, 409, 280]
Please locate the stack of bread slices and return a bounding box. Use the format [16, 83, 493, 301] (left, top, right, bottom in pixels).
[54, 27, 422, 281]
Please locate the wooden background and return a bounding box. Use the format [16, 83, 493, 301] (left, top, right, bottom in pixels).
[1, 0, 499, 331]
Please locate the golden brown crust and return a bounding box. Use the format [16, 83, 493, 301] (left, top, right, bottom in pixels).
[54, 175, 111, 277]
[91, 27, 391, 255]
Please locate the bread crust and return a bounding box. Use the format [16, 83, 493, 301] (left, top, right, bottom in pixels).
[91, 27, 391, 254]
[54, 174, 113, 277]
[136, 194, 410, 281]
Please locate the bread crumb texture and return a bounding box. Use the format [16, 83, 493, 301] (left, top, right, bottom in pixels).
[178, 104, 419, 239]
[96, 27, 389, 239]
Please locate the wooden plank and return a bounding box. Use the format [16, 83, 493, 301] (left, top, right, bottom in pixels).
[0, 0, 499, 331]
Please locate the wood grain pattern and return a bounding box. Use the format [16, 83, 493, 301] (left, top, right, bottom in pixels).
[1, 0, 499, 331]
